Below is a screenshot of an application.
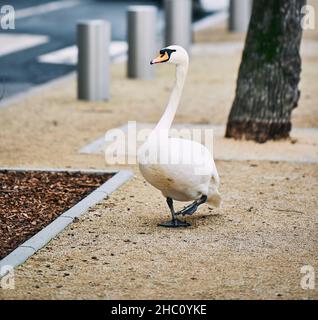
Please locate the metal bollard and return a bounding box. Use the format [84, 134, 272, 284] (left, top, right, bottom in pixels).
[77, 20, 110, 101]
[164, 0, 192, 53]
[127, 6, 157, 79]
[229, 0, 253, 33]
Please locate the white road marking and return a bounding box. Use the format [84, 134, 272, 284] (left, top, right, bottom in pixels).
[199, 0, 229, 12]
[0, 34, 49, 57]
[15, 0, 82, 19]
[192, 10, 228, 32]
[37, 41, 128, 65]
[38, 45, 77, 65]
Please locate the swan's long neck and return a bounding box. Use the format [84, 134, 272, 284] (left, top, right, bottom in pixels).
[154, 64, 188, 133]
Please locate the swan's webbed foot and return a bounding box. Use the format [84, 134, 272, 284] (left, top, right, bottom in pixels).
[158, 197, 191, 228]
[176, 195, 207, 216]
[158, 218, 191, 228]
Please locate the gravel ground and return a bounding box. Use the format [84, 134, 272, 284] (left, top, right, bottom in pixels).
[0, 162, 317, 299]
[0, 11, 317, 299]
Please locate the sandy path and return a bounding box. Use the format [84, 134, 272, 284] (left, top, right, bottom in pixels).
[0, 162, 317, 299]
[0, 28, 317, 170]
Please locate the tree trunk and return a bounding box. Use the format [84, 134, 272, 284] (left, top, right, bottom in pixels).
[225, 0, 305, 143]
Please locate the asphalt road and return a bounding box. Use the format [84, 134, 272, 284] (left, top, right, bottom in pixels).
[0, 0, 209, 100]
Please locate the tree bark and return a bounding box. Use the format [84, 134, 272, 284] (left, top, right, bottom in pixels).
[225, 0, 305, 143]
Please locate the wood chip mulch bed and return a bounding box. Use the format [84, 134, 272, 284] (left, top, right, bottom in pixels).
[0, 170, 113, 259]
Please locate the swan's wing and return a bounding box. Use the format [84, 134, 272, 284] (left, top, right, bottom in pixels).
[168, 137, 216, 176]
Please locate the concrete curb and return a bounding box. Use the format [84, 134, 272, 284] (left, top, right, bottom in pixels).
[0, 168, 134, 278]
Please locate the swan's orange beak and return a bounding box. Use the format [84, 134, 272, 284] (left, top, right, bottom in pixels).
[150, 51, 169, 65]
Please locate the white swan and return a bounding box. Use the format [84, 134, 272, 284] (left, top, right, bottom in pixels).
[137, 45, 221, 227]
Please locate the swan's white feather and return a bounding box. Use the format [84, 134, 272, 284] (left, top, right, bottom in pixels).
[138, 137, 220, 204]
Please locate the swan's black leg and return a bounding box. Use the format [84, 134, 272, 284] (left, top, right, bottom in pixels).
[158, 197, 191, 228]
[176, 195, 207, 216]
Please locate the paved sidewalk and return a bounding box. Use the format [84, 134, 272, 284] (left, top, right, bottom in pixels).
[0, 13, 317, 299]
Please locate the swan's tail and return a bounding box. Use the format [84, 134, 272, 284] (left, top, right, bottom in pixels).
[207, 175, 221, 207]
[207, 189, 221, 207]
